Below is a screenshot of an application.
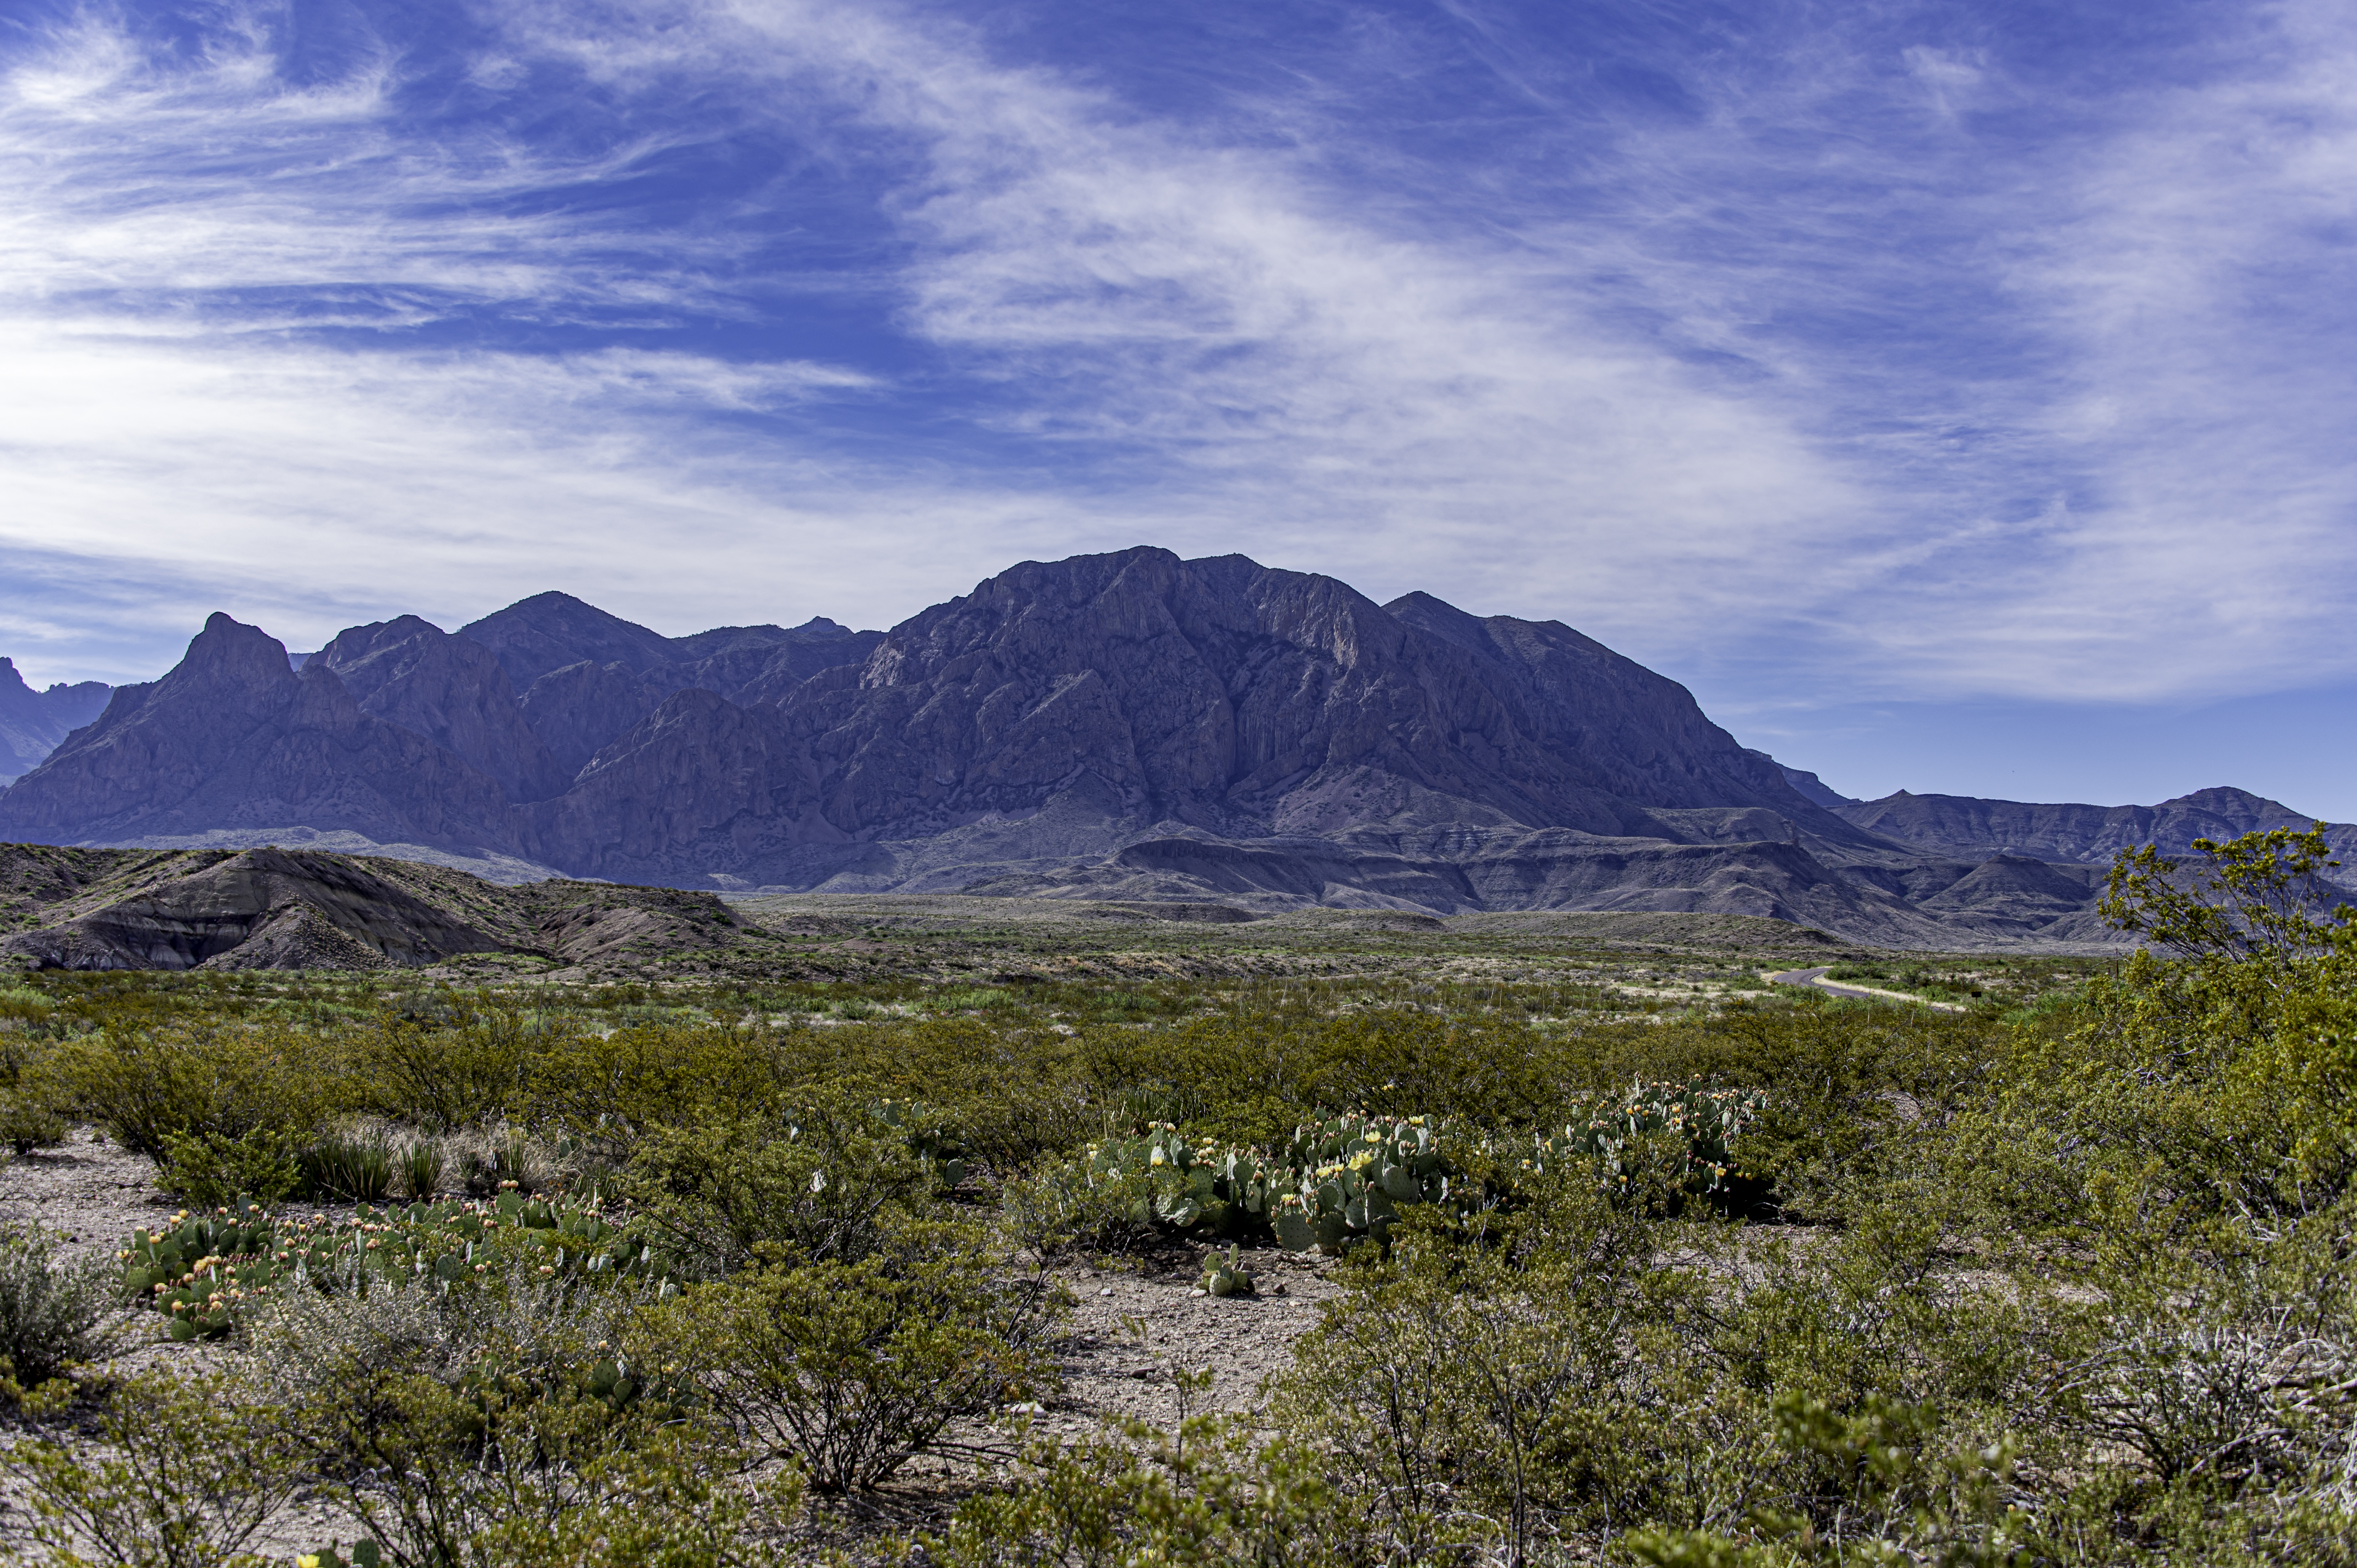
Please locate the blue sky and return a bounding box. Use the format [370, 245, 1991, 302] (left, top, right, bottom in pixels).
[2, 0, 2353, 816]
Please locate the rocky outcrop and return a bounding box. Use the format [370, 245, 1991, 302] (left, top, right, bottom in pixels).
[1, 846, 509, 969]
[0, 660, 111, 782]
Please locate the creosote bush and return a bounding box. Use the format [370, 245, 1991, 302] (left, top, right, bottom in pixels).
[648, 1215, 1065, 1493]
[0, 1222, 125, 1392]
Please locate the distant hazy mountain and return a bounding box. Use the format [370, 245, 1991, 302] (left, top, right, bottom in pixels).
[1836, 786, 2357, 866]
[0, 660, 111, 784]
[5, 546, 2319, 949]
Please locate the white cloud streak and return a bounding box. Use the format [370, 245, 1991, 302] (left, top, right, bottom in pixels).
[0, 0, 2352, 716]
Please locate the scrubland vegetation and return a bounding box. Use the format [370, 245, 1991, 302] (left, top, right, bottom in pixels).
[0, 830, 2347, 1564]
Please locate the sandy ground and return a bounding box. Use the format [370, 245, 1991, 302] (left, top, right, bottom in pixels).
[0, 1129, 1351, 1558]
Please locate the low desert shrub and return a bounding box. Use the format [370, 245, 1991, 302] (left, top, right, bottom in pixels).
[926, 1385, 1358, 1567]
[1627, 1393, 2031, 1568]
[241, 1257, 675, 1418]
[1, 1370, 306, 1568]
[158, 1125, 305, 1207]
[0, 1089, 68, 1156]
[0, 1223, 125, 1391]
[0, 1026, 69, 1156]
[521, 1021, 790, 1163]
[999, 1154, 1164, 1259]
[32, 1021, 337, 1159]
[617, 1097, 934, 1277]
[300, 1368, 776, 1568]
[355, 1002, 546, 1132]
[650, 1219, 1063, 1492]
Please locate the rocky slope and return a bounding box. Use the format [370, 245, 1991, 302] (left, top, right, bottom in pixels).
[0, 844, 782, 972]
[0, 659, 110, 783]
[4, 547, 2290, 947]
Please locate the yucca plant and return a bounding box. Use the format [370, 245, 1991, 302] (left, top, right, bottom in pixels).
[400, 1137, 445, 1200]
[304, 1130, 395, 1204]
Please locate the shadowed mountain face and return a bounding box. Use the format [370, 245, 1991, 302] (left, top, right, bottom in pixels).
[527, 549, 1864, 887]
[461, 594, 883, 782]
[314, 616, 570, 803]
[4, 547, 2321, 948]
[0, 659, 111, 783]
[0, 616, 514, 849]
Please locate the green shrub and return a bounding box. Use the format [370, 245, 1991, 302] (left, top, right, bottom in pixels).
[354, 1003, 546, 1132]
[1627, 1394, 2030, 1568]
[158, 1125, 305, 1207]
[301, 1368, 776, 1568]
[31, 1021, 337, 1159]
[523, 1021, 788, 1163]
[651, 1219, 1063, 1492]
[0, 1223, 125, 1391]
[999, 1155, 1164, 1259]
[1, 1370, 306, 1568]
[617, 1097, 934, 1277]
[0, 1088, 68, 1155]
[925, 1385, 1358, 1566]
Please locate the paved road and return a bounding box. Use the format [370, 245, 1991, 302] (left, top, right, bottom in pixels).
[1765, 966, 1965, 1011]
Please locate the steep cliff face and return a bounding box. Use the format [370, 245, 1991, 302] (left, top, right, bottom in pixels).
[0, 615, 516, 851]
[0, 660, 111, 782]
[313, 616, 569, 802]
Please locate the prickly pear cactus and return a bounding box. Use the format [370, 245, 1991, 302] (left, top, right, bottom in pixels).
[1537, 1081, 1767, 1195]
[121, 1194, 669, 1342]
[1200, 1243, 1256, 1297]
[1083, 1124, 1283, 1238]
[1279, 1114, 1462, 1253]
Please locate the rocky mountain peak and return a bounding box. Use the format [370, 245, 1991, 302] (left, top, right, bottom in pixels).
[459, 592, 678, 689]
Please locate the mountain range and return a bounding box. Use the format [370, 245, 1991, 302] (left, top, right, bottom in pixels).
[0, 547, 2345, 948]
